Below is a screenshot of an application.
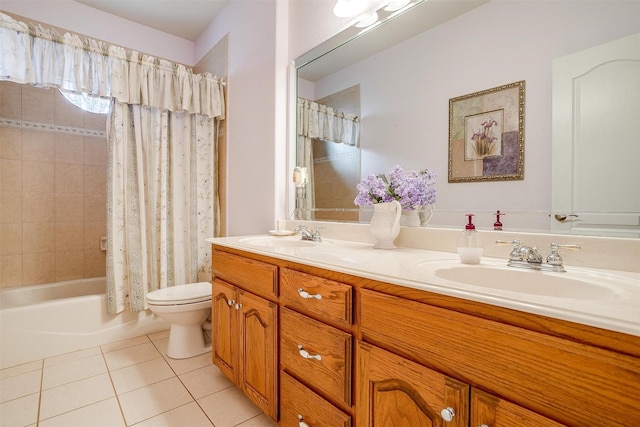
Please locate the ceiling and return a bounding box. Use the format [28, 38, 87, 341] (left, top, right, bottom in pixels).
[74, 0, 228, 41]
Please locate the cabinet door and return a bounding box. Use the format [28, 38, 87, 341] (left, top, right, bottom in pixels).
[237, 289, 278, 420]
[356, 341, 469, 427]
[212, 279, 237, 383]
[472, 389, 566, 427]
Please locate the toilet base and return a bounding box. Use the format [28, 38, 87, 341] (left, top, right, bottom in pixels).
[166, 324, 211, 359]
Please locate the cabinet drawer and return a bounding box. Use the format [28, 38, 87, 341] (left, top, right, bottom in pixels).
[280, 371, 351, 427]
[359, 288, 640, 427]
[281, 268, 352, 329]
[280, 307, 352, 407]
[212, 249, 278, 299]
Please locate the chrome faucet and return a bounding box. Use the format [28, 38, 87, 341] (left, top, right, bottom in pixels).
[293, 225, 323, 242]
[496, 240, 580, 272]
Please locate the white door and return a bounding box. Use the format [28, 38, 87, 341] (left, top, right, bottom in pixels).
[552, 32, 640, 237]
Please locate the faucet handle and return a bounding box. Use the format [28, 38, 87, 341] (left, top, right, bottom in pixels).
[546, 243, 581, 266]
[495, 239, 522, 260]
[293, 225, 309, 233]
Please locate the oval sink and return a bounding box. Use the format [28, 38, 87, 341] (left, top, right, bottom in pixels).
[238, 236, 316, 248]
[434, 265, 623, 299]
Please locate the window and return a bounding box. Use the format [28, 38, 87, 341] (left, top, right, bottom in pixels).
[59, 89, 110, 115]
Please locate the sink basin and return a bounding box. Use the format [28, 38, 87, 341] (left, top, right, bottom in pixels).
[432, 263, 626, 299]
[238, 236, 316, 248]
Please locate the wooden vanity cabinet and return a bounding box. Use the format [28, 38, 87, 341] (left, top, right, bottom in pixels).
[210, 245, 639, 426]
[211, 250, 279, 420]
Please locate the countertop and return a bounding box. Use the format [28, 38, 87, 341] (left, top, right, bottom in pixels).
[207, 235, 640, 337]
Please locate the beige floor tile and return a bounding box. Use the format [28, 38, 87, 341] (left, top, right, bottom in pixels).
[131, 402, 213, 427]
[0, 360, 42, 380]
[42, 354, 107, 390]
[147, 329, 170, 342]
[110, 357, 174, 395]
[38, 397, 125, 427]
[44, 346, 101, 368]
[0, 369, 41, 403]
[103, 342, 162, 371]
[155, 338, 212, 375]
[0, 393, 39, 427]
[39, 373, 115, 420]
[237, 414, 278, 427]
[101, 335, 150, 354]
[198, 386, 262, 427]
[118, 377, 193, 426]
[179, 364, 233, 399]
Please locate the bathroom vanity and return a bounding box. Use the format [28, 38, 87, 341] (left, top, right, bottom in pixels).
[208, 228, 640, 426]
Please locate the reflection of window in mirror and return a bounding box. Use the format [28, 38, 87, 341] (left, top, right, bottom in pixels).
[311, 85, 361, 221]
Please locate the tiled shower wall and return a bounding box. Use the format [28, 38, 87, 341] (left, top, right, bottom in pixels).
[0, 81, 107, 288]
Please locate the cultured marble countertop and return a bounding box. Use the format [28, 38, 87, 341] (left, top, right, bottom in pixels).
[207, 235, 640, 337]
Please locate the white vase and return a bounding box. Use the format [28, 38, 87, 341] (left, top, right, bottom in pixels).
[370, 200, 402, 249]
[419, 204, 435, 227]
[400, 205, 435, 227]
[400, 210, 421, 227]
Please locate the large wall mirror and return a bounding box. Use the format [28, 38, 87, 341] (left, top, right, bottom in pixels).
[294, 0, 640, 238]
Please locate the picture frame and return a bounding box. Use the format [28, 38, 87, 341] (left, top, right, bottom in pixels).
[448, 81, 525, 182]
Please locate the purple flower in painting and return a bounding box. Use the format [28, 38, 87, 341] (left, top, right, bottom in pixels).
[354, 165, 437, 210]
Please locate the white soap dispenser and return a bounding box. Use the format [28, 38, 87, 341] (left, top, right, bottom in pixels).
[457, 214, 483, 264]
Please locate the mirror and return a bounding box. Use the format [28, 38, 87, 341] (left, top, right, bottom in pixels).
[294, 0, 640, 237]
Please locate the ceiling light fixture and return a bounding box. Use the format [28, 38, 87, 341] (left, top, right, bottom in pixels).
[354, 11, 379, 27]
[383, 0, 411, 11]
[333, 0, 370, 18]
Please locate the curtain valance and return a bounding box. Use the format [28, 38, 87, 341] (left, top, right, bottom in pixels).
[0, 12, 224, 119]
[297, 98, 359, 146]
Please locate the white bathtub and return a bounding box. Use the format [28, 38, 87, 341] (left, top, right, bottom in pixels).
[0, 277, 169, 369]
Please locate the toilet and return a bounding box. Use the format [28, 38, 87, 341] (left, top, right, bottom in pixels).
[146, 282, 212, 359]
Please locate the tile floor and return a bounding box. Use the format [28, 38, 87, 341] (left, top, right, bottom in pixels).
[0, 330, 277, 427]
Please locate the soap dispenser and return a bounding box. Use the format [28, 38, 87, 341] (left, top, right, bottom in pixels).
[457, 214, 483, 264]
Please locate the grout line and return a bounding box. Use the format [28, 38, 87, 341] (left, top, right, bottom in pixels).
[101, 344, 128, 427]
[36, 358, 44, 426]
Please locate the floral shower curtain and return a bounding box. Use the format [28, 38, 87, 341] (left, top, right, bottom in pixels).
[1, 12, 225, 313]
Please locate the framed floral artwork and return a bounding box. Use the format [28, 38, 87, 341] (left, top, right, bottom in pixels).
[448, 81, 525, 182]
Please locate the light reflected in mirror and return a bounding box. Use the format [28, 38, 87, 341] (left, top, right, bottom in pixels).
[294, 0, 640, 238]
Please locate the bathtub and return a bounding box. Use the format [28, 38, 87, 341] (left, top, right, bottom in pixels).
[0, 277, 169, 369]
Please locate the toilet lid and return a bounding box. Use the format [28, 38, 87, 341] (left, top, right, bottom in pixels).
[146, 282, 211, 305]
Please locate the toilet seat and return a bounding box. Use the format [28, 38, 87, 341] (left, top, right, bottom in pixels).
[146, 282, 211, 306]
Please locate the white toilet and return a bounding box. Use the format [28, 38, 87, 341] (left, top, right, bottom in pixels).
[146, 282, 212, 359]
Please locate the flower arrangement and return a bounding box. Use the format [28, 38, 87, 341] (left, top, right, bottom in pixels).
[354, 165, 437, 211]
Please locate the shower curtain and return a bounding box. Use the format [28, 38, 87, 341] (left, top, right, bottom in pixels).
[106, 103, 218, 313]
[0, 12, 225, 313]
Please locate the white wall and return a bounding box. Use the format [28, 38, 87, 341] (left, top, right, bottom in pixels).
[195, 0, 281, 236]
[291, 0, 640, 230]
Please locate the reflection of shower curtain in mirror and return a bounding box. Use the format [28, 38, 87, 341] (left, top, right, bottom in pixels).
[297, 98, 360, 217]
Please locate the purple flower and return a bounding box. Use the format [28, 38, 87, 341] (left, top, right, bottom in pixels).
[354, 165, 436, 210]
